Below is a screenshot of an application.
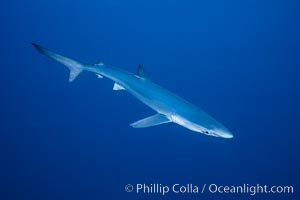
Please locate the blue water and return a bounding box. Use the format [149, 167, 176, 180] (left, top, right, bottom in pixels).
[1, 0, 299, 199]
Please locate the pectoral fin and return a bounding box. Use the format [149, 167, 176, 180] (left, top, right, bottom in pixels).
[130, 113, 171, 128]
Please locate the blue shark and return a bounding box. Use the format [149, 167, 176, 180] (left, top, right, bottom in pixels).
[31, 43, 233, 138]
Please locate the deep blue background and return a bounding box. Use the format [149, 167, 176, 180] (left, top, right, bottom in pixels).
[0, 0, 299, 199]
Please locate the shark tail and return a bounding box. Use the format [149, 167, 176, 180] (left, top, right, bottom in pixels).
[31, 43, 85, 82]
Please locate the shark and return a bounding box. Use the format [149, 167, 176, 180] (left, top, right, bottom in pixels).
[31, 43, 233, 138]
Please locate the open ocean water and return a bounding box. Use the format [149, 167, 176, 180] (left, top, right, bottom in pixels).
[0, 0, 299, 199]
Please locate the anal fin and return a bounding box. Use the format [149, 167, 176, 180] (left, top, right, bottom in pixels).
[130, 113, 171, 128]
[96, 73, 103, 78]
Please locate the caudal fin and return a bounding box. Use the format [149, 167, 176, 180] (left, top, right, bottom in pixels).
[31, 43, 84, 82]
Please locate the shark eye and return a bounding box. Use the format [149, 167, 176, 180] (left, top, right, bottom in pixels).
[203, 130, 209, 135]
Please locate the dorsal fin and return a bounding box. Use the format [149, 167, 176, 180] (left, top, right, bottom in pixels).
[136, 64, 149, 79]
